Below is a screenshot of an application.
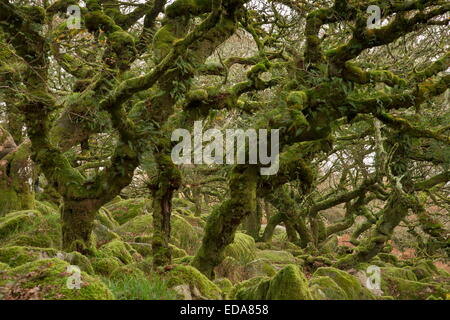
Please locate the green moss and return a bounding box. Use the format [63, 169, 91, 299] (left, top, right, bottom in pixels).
[164, 0, 211, 18]
[320, 235, 338, 254]
[152, 24, 179, 58]
[0, 209, 61, 248]
[287, 91, 308, 107]
[97, 239, 134, 265]
[34, 201, 59, 216]
[377, 253, 399, 265]
[165, 265, 222, 299]
[169, 244, 188, 259]
[313, 267, 376, 300]
[173, 255, 194, 265]
[97, 207, 119, 230]
[0, 246, 59, 268]
[116, 212, 201, 254]
[110, 265, 146, 280]
[0, 246, 94, 274]
[0, 210, 41, 240]
[255, 249, 296, 265]
[92, 257, 123, 276]
[129, 242, 153, 257]
[115, 214, 153, 241]
[0, 258, 114, 300]
[171, 214, 203, 254]
[224, 232, 256, 264]
[265, 265, 312, 300]
[215, 256, 244, 283]
[64, 251, 95, 275]
[244, 258, 277, 278]
[104, 198, 151, 225]
[309, 276, 348, 300]
[236, 265, 312, 300]
[187, 89, 208, 101]
[411, 260, 440, 280]
[228, 276, 268, 299]
[381, 275, 447, 300]
[214, 278, 233, 296]
[0, 262, 9, 270]
[93, 220, 121, 244]
[381, 267, 418, 282]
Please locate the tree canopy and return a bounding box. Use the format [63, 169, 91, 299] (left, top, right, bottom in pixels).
[0, 0, 449, 300]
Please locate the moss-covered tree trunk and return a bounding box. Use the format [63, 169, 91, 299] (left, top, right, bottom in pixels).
[192, 185, 203, 217]
[244, 197, 262, 239]
[150, 153, 181, 268]
[0, 126, 34, 215]
[61, 200, 99, 254]
[192, 165, 258, 278]
[260, 212, 283, 242]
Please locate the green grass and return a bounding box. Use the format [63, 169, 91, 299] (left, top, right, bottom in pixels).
[102, 274, 178, 300]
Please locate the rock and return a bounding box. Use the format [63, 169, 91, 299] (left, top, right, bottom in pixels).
[380, 273, 447, 300]
[320, 235, 338, 254]
[0, 246, 94, 274]
[255, 249, 296, 265]
[104, 198, 152, 225]
[110, 265, 146, 280]
[214, 278, 233, 296]
[235, 265, 312, 300]
[244, 258, 277, 278]
[310, 276, 348, 300]
[91, 257, 123, 276]
[173, 284, 192, 300]
[165, 265, 222, 300]
[96, 239, 136, 265]
[0, 258, 114, 300]
[0, 209, 61, 248]
[312, 267, 376, 300]
[224, 232, 257, 264]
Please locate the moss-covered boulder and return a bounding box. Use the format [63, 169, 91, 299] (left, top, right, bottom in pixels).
[129, 242, 153, 257]
[0, 210, 41, 240]
[380, 273, 447, 300]
[115, 214, 152, 241]
[165, 265, 222, 300]
[313, 267, 376, 300]
[227, 276, 267, 299]
[104, 198, 152, 225]
[214, 278, 233, 297]
[93, 220, 121, 245]
[0, 246, 94, 274]
[170, 244, 188, 259]
[91, 257, 123, 276]
[410, 260, 441, 280]
[0, 258, 114, 300]
[310, 276, 349, 300]
[244, 258, 277, 278]
[110, 265, 146, 280]
[116, 213, 203, 254]
[255, 249, 296, 266]
[320, 235, 338, 254]
[376, 253, 400, 266]
[171, 214, 203, 254]
[0, 209, 61, 248]
[235, 265, 312, 300]
[0, 262, 10, 270]
[97, 207, 119, 230]
[381, 266, 418, 282]
[215, 256, 245, 283]
[0, 246, 59, 267]
[96, 239, 136, 265]
[224, 232, 256, 264]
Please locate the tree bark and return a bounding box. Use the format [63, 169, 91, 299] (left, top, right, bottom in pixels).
[192, 165, 258, 278]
